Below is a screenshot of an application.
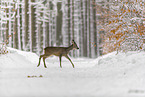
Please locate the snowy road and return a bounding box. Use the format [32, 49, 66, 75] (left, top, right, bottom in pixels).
[0, 48, 145, 97]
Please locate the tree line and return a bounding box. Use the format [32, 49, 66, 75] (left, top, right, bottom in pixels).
[0, 0, 98, 58]
[1, 0, 144, 57]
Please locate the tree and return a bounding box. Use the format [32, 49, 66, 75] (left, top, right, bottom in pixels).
[101, 0, 145, 54]
[0, 0, 98, 58]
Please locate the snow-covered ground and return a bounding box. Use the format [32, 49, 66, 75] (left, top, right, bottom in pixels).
[0, 48, 145, 97]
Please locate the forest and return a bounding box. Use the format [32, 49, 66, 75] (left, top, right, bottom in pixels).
[1, 1, 145, 97]
[0, 0, 145, 58]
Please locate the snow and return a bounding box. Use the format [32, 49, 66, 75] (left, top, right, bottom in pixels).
[0, 48, 145, 97]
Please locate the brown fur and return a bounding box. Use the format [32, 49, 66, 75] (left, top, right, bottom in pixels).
[37, 40, 79, 68]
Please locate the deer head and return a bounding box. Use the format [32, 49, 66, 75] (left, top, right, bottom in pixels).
[72, 40, 79, 49]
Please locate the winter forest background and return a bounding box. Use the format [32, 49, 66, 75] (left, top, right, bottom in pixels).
[0, 0, 145, 58]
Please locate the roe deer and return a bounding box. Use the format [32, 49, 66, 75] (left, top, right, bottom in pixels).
[37, 40, 79, 68]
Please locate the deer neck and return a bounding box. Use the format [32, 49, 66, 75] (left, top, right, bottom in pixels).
[66, 44, 74, 51]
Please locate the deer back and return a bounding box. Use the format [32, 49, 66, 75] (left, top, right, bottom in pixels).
[44, 47, 68, 56]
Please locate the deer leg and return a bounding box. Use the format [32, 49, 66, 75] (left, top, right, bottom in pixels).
[38, 54, 49, 68]
[37, 55, 44, 67]
[43, 57, 47, 68]
[65, 55, 75, 68]
[59, 55, 62, 68]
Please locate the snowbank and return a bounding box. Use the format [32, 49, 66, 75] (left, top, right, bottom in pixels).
[0, 48, 145, 97]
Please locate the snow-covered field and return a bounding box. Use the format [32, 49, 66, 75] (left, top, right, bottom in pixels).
[0, 48, 145, 97]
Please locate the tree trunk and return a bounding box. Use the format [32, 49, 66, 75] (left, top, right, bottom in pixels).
[31, 0, 36, 52]
[56, 2, 63, 46]
[24, 0, 29, 51]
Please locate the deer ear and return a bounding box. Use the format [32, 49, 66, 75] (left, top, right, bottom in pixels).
[72, 40, 74, 44]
